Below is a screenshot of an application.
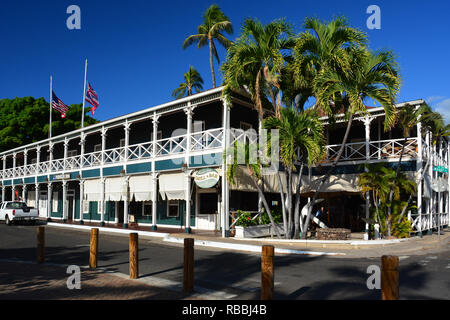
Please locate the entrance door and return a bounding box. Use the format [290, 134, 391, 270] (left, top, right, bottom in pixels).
[68, 195, 74, 220]
[196, 191, 218, 230]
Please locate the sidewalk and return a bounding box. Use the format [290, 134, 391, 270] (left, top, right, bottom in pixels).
[0, 260, 199, 300]
[46, 221, 450, 258]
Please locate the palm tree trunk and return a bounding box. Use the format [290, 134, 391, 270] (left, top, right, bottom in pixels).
[251, 170, 282, 239]
[294, 163, 305, 238]
[287, 168, 294, 238]
[301, 112, 354, 238]
[276, 171, 288, 239]
[208, 37, 216, 88]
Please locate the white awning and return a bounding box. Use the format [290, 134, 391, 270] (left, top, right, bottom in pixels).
[129, 175, 154, 202]
[105, 177, 126, 201]
[159, 173, 186, 200]
[84, 179, 102, 201]
[300, 174, 360, 196]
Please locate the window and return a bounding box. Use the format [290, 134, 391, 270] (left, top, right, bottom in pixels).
[120, 139, 125, 148]
[94, 144, 102, 152]
[82, 200, 89, 213]
[67, 150, 77, 157]
[167, 200, 179, 217]
[52, 192, 58, 211]
[240, 122, 253, 131]
[31, 158, 37, 164]
[193, 120, 205, 133]
[155, 130, 162, 141]
[142, 201, 152, 216]
[97, 201, 103, 214]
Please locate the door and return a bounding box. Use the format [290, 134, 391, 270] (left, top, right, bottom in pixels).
[39, 191, 48, 218]
[68, 195, 74, 220]
[196, 191, 218, 230]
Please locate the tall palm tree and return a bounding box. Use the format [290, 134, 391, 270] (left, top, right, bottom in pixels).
[182, 4, 233, 88]
[172, 66, 204, 99]
[221, 18, 295, 120]
[291, 16, 368, 112]
[263, 107, 325, 238]
[301, 47, 401, 238]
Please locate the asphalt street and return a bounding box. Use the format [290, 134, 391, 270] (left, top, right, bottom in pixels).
[0, 223, 449, 300]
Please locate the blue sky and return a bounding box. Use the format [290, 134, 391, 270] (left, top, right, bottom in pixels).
[0, 0, 449, 123]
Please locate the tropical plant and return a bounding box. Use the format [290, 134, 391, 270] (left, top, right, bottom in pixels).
[263, 106, 325, 238]
[172, 66, 204, 99]
[221, 18, 295, 120]
[302, 46, 401, 238]
[225, 141, 283, 238]
[358, 164, 416, 238]
[182, 4, 233, 88]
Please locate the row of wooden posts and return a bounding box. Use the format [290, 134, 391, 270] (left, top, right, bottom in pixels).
[36, 226, 399, 300]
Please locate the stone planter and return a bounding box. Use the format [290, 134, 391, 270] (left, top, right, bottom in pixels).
[316, 228, 351, 240]
[234, 224, 284, 238]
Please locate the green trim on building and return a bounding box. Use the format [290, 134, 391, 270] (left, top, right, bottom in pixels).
[82, 169, 101, 178]
[154, 159, 183, 171]
[190, 153, 222, 167]
[24, 177, 35, 184]
[3, 180, 12, 186]
[103, 166, 124, 177]
[126, 162, 151, 174]
[37, 176, 47, 183]
[13, 178, 23, 185]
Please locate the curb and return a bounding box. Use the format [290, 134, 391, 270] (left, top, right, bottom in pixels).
[46, 222, 346, 256]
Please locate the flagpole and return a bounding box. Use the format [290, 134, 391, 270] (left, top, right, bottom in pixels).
[81, 59, 88, 129]
[49, 75, 53, 139]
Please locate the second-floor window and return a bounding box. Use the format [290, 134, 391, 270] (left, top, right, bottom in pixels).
[67, 150, 77, 158]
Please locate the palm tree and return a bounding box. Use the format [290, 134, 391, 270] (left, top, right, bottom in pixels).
[301, 47, 401, 238]
[290, 16, 368, 111]
[182, 4, 233, 88]
[221, 18, 295, 120]
[172, 66, 204, 99]
[225, 141, 283, 239]
[263, 107, 325, 238]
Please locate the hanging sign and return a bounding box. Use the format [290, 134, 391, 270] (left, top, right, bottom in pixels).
[194, 168, 220, 189]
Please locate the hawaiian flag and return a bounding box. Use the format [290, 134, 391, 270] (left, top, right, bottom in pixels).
[85, 82, 99, 115]
[52, 91, 69, 119]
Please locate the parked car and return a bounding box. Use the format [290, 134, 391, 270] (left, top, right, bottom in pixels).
[0, 201, 39, 225]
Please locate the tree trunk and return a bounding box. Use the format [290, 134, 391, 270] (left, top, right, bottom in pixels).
[276, 171, 288, 239]
[301, 113, 354, 238]
[209, 37, 216, 88]
[251, 170, 282, 239]
[294, 163, 305, 238]
[287, 168, 294, 238]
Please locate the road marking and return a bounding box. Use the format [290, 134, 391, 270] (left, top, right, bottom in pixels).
[399, 256, 410, 261]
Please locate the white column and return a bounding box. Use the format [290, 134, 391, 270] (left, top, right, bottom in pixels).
[100, 177, 105, 225]
[123, 176, 129, 228]
[124, 120, 130, 162]
[417, 120, 423, 235]
[184, 103, 193, 165]
[22, 184, 27, 203]
[79, 180, 84, 224]
[48, 143, 54, 173]
[62, 180, 67, 222]
[11, 185, 15, 201]
[101, 127, 107, 166]
[63, 137, 69, 170]
[185, 171, 192, 233]
[1, 186, 5, 202]
[2, 156, 6, 181]
[152, 172, 158, 230]
[221, 99, 231, 237]
[79, 133, 86, 169]
[12, 153, 16, 178]
[363, 117, 373, 240]
[36, 146, 41, 175]
[23, 149, 28, 175]
[47, 182, 52, 220]
[35, 184, 40, 214]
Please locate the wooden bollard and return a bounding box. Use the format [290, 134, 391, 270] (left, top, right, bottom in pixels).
[261, 245, 274, 300]
[129, 233, 139, 279]
[183, 238, 194, 293]
[37, 226, 45, 264]
[89, 228, 99, 269]
[381, 255, 399, 300]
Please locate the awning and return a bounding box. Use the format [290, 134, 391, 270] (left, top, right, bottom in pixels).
[129, 175, 154, 202]
[159, 173, 186, 200]
[228, 166, 302, 193]
[105, 177, 126, 201]
[300, 174, 360, 197]
[84, 179, 102, 201]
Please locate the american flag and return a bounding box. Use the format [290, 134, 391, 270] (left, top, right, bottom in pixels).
[85, 82, 99, 115]
[52, 91, 69, 118]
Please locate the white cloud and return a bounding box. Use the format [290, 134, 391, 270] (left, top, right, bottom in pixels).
[434, 98, 450, 124]
[426, 96, 445, 104]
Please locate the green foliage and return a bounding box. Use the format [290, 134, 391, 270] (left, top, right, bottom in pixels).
[235, 209, 283, 227]
[172, 66, 204, 99]
[0, 97, 99, 153]
[391, 216, 412, 239]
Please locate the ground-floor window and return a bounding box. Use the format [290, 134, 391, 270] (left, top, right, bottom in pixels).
[167, 200, 179, 217]
[142, 201, 152, 216]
